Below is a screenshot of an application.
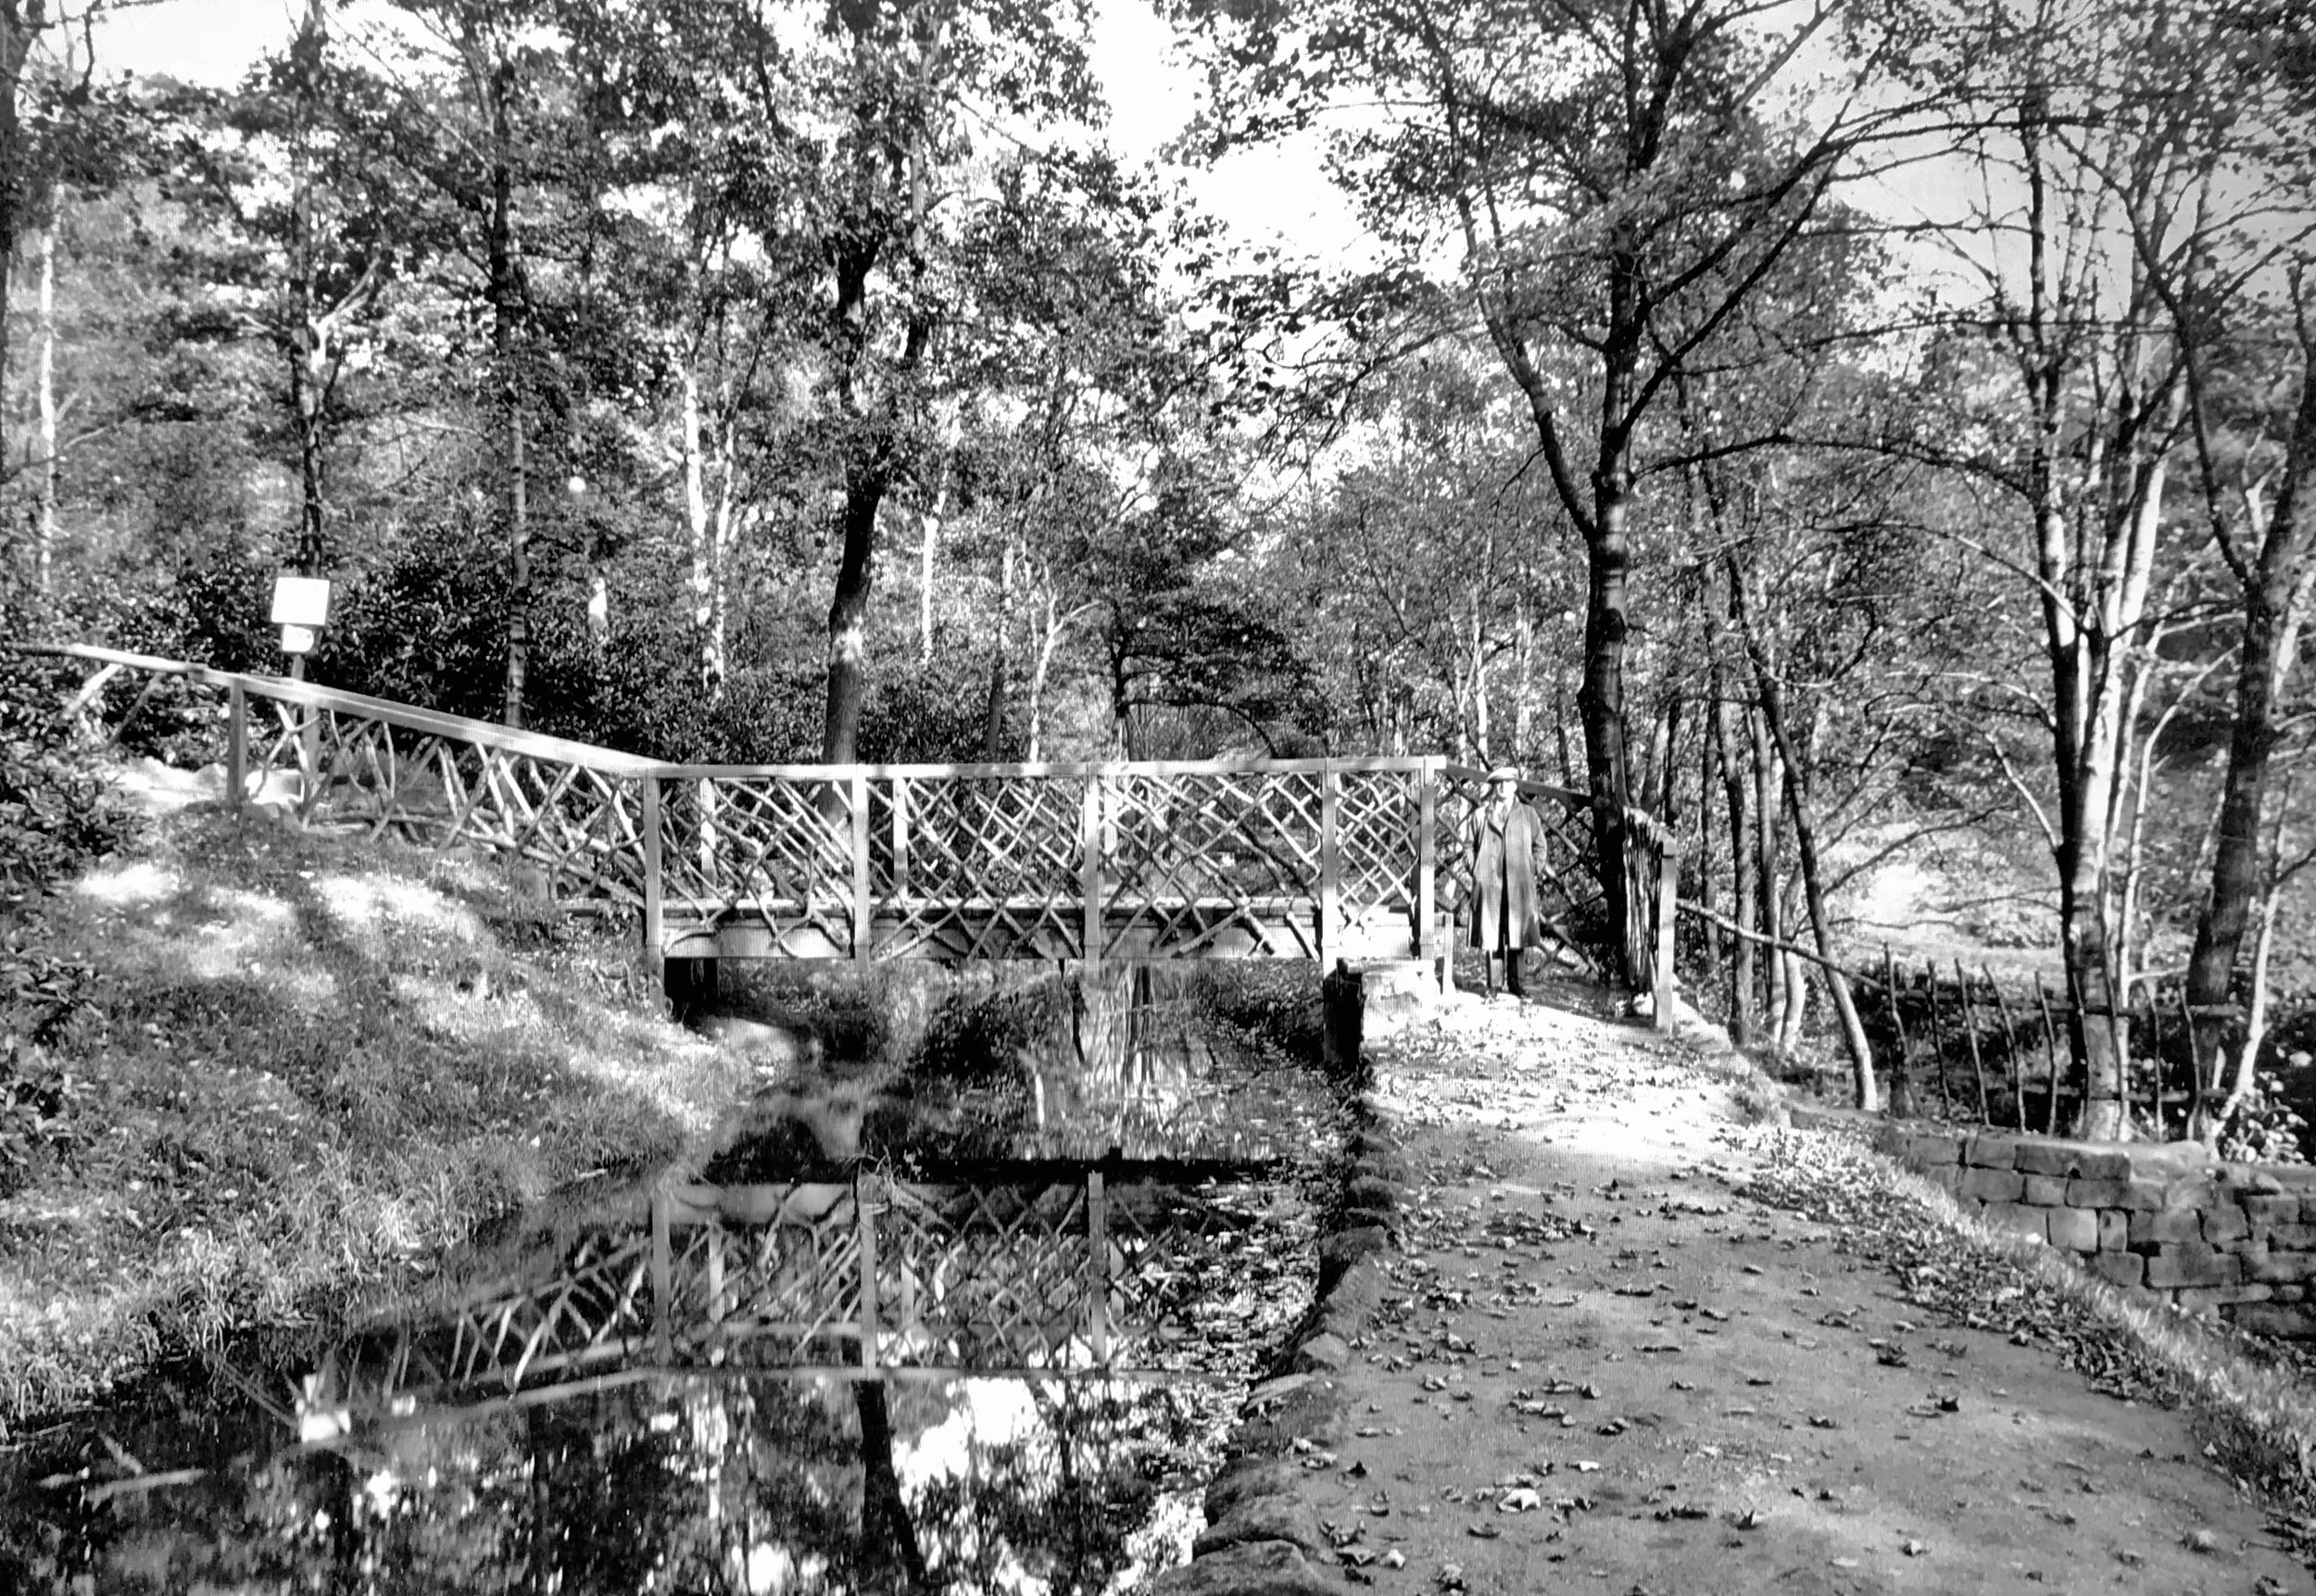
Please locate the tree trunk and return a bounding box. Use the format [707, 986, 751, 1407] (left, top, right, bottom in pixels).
[0, 1, 43, 466]
[33, 204, 53, 590]
[1713, 683, 1759, 1047]
[1731, 563, 1877, 1105]
[1581, 457, 1639, 985]
[483, 49, 531, 729]
[681, 359, 724, 697]
[288, 0, 328, 576]
[822, 459, 886, 763]
[2186, 342, 2316, 1137]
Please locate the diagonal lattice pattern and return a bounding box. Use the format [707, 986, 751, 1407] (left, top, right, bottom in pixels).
[659, 776, 855, 956]
[1100, 772, 1324, 959]
[873, 776, 1090, 961]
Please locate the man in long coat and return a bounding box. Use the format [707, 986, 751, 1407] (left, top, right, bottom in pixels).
[1466, 765, 1546, 999]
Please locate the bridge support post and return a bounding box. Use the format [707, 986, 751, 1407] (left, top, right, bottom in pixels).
[225, 683, 246, 816]
[855, 1175, 883, 1370]
[1323, 961, 1366, 1084]
[641, 775, 663, 979]
[1087, 1169, 1110, 1364]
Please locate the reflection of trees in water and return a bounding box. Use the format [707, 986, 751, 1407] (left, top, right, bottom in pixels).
[869, 966, 1314, 1166]
[0, 1372, 1212, 1595]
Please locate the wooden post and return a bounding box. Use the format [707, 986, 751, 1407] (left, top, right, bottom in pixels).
[1923, 960, 1954, 1116]
[850, 772, 872, 966]
[1986, 966, 2027, 1131]
[641, 776, 663, 974]
[892, 774, 912, 904]
[1417, 760, 1439, 976]
[1318, 763, 1341, 964]
[2175, 981, 2199, 1136]
[1653, 836, 1678, 1034]
[650, 1188, 673, 1363]
[706, 1225, 725, 1326]
[2033, 973, 2063, 1137]
[855, 1175, 882, 1370]
[225, 681, 247, 815]
[1081, 776, 1103, 973]
[1882, 945, 1912, 1116]
[1956, 960, 1991, 1125]
[1087, 1170, 1109, 1365]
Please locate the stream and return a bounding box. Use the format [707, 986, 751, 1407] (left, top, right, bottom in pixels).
[0, 966, 1339, 1594]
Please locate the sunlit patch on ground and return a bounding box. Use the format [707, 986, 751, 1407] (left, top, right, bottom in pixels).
[314, 870, 482, 945]
[71, 858, 180, 907]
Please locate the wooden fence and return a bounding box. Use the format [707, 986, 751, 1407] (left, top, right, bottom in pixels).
[1866, 953, 2209, 1137]
[17, 642, 1677, 1000]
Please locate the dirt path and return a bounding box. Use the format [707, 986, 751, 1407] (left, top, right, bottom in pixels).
[1270, 986, 2306, 1595]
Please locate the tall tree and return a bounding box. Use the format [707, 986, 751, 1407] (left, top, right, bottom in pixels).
[1185, 0, 1933, 985]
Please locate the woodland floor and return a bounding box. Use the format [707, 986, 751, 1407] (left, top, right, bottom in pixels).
[1273, 979, 2310, 1595]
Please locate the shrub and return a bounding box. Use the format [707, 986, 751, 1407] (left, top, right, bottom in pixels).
[2219, 1071, 2312, 1166]
[0, 589, 138, 888]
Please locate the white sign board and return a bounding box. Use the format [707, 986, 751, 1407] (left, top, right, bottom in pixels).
[279, 623, 319, 656]
[271, 575, 333, 628]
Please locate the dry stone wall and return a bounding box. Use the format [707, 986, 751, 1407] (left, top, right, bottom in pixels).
[1867, 1118, 2316, 1339]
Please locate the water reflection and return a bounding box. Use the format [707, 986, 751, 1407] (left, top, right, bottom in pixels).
[3, 1371, 1221, 1594]
[1, 967, 1326, 1594]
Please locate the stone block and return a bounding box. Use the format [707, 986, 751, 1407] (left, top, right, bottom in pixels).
[2161, 1178, 2222, 1211]
[1194, 1495, 1334, 1560]
[2045, 1207, 2099, 1252]
[2175, 1282, 2274, 1313]
[2202, 1207, 2251, 1245]
[2020, 1175, 2070, 1206]
[2143, 1243, 2244, 1290]
[1925, 1165, 1963, 1194]
[1905, 1129, 1963, 1168]
[1204, 1461, 1303, 1526]
[2066, 1177, 2135, 1209]
[2242, 1194, 2301, 1226]
[2225, 1303, 2316, 1340]
[1293, 1332, 1351, 1374]
[2130, 1209, 2204, 1247]
[1959, 1167, 2026, 1203]
[2087, 1251, 2145, 1288]
[1965, 1133, 2021, 1170]
[2261, 1222, 2316, 1250]
[1980, 1202, 2048, 1241]
[2245, 1246, 2316, 1285]
[2015, 1140, 2132, 1180]
[2097, 1210, 2129, 1251]
[2115, 1181, 2170, 1212]
[1145, 1538, 1347, 1596]
[2121, 1140, 2215, 1179]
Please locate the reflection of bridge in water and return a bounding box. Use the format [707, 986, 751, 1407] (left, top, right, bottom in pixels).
[301, 1161, 1276, 1439]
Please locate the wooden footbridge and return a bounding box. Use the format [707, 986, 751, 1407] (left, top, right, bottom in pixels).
[17, 643, 1675, 992]
[296, 1162, 1272, 1435]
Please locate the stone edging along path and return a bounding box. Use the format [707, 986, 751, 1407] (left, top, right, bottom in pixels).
[1145, 1079, 1407, 1596]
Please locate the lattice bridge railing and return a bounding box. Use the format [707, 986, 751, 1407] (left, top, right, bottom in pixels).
[13, 643, 1675, 993]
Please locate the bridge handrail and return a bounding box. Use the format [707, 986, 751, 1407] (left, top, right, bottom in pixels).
[10, 641, 662, 776]
[14, 640, 1676, 1014]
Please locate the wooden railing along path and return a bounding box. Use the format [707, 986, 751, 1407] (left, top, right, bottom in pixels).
[16, 644, 1675, 1003]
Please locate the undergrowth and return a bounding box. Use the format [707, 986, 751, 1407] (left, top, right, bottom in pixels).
[0, 775, 752, 1433]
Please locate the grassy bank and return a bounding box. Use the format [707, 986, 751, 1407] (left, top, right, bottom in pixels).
[0, 773, 754, 1433]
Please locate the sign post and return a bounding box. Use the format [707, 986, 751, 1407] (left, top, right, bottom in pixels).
[271, 575, 333, 794]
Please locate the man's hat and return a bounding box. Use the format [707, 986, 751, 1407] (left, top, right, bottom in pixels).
[1485, 764, 1520, 784]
